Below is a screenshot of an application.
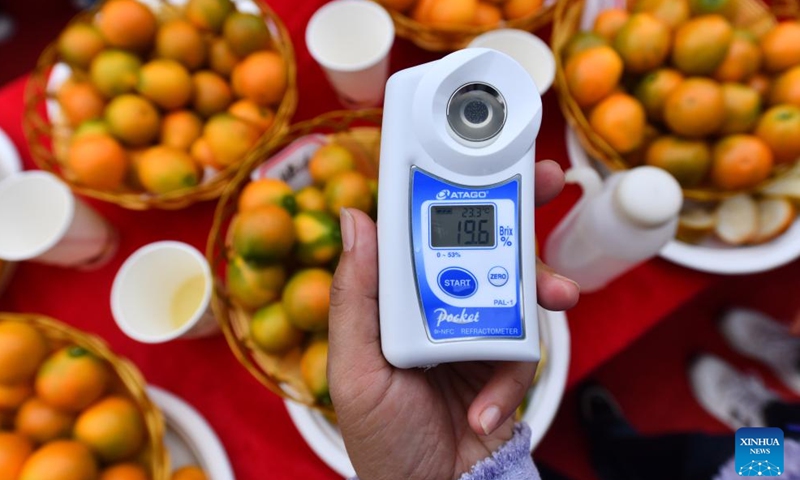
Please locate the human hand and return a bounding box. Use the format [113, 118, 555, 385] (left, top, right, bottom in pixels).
[328, 160, 580, 480]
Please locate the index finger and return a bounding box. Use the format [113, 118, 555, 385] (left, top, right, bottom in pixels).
[535, 160, 565, 207]
[327, 209, 388, 384]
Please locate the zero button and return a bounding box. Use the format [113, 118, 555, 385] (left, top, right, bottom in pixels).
[488, 266, 509, 287]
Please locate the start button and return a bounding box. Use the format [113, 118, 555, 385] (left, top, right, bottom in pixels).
[437, 267, 478, 298]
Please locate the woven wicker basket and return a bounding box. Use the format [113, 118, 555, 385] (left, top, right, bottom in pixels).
[207, 109, 382, 414]
[0, 312, 169, 479]
[22, 0, 297, 210]
[552, 0, 780, 201]
[383, 0, 556, 51]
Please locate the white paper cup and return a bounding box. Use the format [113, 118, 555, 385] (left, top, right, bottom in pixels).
[306, 0, 394, 108]
[468, 29, 556, 95]
[0, 127, 22, 182]
[111, 241, 217, 343]
[0, 171, 117, 269]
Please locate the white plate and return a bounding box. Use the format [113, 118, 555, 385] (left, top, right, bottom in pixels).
[658, 225, 800, 274]
[0, 126, 22, 182]
[564, 126, 800, 274]
[524, 308, 570, 450]
[147, 386, 235, 480]
[284, 400, 355, 478]
[284, 308, 571, 478]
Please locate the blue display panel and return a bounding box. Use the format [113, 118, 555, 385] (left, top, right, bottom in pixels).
[410, 168, 523, 342]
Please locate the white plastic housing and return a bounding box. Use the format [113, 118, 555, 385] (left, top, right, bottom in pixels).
[377, 48, 543, 368]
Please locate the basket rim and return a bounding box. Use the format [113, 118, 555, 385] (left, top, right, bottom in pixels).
[21, 0, 299, 210]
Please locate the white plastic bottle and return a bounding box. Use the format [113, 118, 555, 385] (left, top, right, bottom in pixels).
[544, 166, 683, 293]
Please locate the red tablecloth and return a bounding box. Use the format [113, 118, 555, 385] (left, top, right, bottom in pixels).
[0, 1, 726, 478]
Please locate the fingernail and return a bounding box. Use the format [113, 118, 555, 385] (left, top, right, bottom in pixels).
[479, 405, 501, 435]
[554, 273, 580, 293]
[340, 208, 355, 252]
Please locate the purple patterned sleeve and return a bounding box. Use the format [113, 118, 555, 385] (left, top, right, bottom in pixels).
[713, 439, 800, 480]
[350, 423, 540, 480]
[458, 423, 540, 480]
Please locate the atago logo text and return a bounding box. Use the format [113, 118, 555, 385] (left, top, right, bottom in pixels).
[435, 308, 480, 327]
[436, 189, 488, 200]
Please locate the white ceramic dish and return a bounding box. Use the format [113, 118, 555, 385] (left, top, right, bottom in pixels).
[147, 386, 235, 480]
[564, 126, 800, 274]
[284, 307, 571, 478]
[659, 225, 800, 274]
[0, 126, 22, 182]
[284, 400, 355, 478]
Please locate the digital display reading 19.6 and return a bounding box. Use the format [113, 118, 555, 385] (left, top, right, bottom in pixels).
[431, 205, 496, 247]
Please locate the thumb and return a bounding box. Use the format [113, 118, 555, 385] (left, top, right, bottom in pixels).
[328, 208, 388, 389]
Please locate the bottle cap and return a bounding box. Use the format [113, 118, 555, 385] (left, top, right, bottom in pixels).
[615, 166, 683, 228]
